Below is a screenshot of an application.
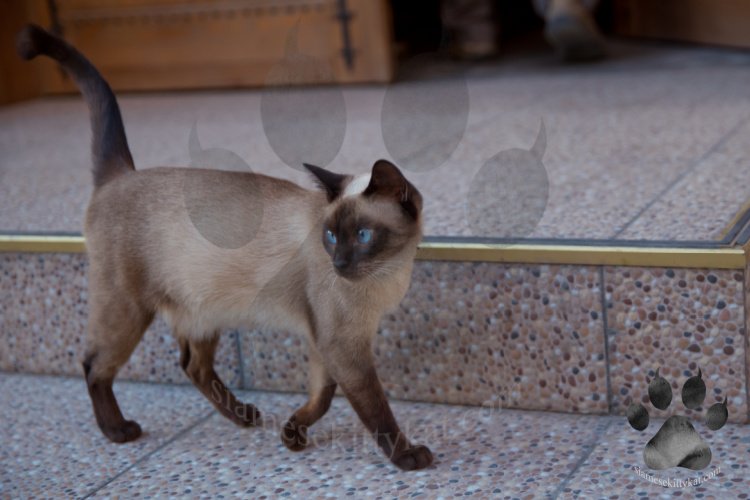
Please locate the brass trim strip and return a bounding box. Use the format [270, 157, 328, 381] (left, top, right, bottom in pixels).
[416, 242, 745, 270]
[0, 235, 86, 253]
[0, 234, 745, 269]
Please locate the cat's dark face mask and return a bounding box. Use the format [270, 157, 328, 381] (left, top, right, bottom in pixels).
[321, 206, 388, 280]
[304, 160, 422, 281]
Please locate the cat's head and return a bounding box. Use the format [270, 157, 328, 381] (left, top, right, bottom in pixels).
[304, 159, 423, 280]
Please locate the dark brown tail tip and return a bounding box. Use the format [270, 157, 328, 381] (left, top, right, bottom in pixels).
[16, 24, 58, 61]
[16, 24, 45, 60]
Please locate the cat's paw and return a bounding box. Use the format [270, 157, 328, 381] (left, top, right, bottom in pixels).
[281, 417, 309, 452]
[391, 444, 434, 471]
[102, 419, 142, 443]
[627, 368, 728, 471]
[232, 403, 262, 427]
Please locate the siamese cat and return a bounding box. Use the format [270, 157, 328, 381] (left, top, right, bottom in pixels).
[17, 25, 432, 471]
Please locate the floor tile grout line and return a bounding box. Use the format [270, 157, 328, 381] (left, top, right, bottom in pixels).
[599, 267, 613, 415]
[549, 418, 614, 499]
[744, 266, 750, 424]
[240, 332, 254, 390]
[233, 330, 248, 390]
[611, 113, 750, 240]
[81, 411, 215, 499]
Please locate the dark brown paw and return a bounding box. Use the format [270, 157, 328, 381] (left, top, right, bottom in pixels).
[392, 445, 434, 471]
[231, 403, 262, 427]
[102, 420, 142, 443]
[281, 417, 308, 451]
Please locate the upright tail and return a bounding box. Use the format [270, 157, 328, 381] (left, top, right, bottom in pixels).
[16, 24, 135, 187]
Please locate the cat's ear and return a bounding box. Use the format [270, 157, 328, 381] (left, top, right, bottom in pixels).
[363, 159, 422, 220]
[303, 163, 349, 202]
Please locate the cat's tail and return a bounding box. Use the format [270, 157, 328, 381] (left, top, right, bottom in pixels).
[16, 24, 135, 188]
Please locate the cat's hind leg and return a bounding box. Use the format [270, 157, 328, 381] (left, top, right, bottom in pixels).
[83, 293, 153, 443]
[178, 334, 261, 427]
[281, 346, 337, 451]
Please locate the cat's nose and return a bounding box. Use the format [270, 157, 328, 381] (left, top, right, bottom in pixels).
[333, 258, 349, 270]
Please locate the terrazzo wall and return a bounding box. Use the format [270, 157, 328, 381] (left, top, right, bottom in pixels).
[0, 253, 240, 387]
[242, 262, 609, 415]
[605, 267, 746, 423]
[746, 243, 750, 425]
[1, 252, 747, 423]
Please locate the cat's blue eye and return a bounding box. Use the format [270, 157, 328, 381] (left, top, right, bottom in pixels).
[357, 228, 373, 244]
[325, 229, 337, 245]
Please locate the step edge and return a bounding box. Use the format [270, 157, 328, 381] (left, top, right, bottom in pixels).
[0, 234, 745, 269]
[418, 242, 745, 269]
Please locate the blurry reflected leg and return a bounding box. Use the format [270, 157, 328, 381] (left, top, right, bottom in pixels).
[441, 0, 498, 59]
[534, 0, 605, 61]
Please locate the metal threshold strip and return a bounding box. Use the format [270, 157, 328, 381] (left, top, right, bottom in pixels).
[0, 234, 745, 270]
[417, 241, 744, 270]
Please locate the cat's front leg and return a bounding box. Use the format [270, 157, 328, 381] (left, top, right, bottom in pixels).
[281, 345, 337, 451]
[317, 335, 433, 471]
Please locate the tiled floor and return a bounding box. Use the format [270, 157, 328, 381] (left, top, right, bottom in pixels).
[2, 40, 750, 241]
[2, 373, 748, 499]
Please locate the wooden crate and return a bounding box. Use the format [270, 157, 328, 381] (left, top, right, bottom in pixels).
[613, 0, 750, 49]
[7, 0, 394, 98]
